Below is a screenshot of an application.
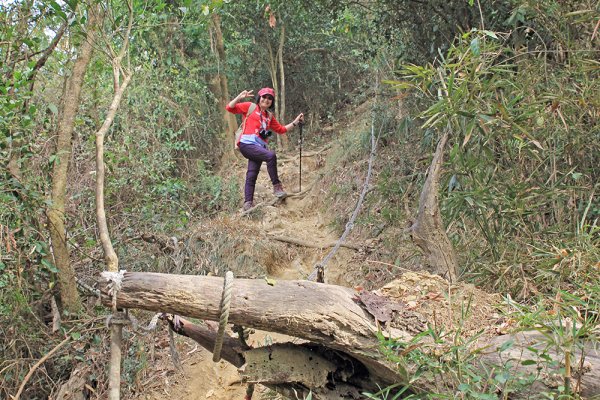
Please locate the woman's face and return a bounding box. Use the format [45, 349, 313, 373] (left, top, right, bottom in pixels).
[259, 95, 274, 109]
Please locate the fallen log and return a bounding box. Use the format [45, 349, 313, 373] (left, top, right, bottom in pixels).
[480, 331, 600, 398]
[101, 272, 406, 389]
[101, 272, 600, 398]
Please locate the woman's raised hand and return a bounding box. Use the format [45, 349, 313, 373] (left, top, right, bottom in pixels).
[238, 90, 254, 99]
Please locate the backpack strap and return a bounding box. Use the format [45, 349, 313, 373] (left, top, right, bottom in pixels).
[245, 103, 257, 123]
[240, 103, 258, 135]
[234, 103, 258, 149]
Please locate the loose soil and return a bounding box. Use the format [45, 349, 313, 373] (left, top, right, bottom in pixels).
[137, 127, 501, 399]
[138, 144, 356, 400]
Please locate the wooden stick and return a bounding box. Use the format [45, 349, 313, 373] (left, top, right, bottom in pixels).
[14, 333, 72, 400]
[268, 234, 360, 251]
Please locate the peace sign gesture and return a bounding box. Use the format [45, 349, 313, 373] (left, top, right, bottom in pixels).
[237, 90, 254, 99]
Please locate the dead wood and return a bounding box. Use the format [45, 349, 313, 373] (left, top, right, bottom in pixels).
[480, 331, 600, 398]
[53, 365, 91, 400]
[411, 131, 458, 281]
[165, 316, 245, 367]
[268, 234, 360, 251]
[100, 272, 406, 389]
[100, 272, 600, 398]
[166, 316, 369, 399]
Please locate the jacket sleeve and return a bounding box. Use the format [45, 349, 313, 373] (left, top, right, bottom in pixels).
[225, 101, 251, 114]
[268, 116, 288, 134]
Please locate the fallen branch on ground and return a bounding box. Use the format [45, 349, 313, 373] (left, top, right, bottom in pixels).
[268, 234, 360, 251]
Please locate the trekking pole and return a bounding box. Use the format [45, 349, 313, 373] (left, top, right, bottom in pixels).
[298, 121, 304, 192]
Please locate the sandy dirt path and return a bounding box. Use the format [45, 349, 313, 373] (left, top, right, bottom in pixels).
[138, 146, 355, 400]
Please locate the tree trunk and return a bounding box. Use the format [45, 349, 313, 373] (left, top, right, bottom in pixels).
[167, 316, 367, 399]
[101, 272, 405, 386]
[266, 39, 279, 110]
[47, 8, 99, 313]
[210, 13, 238, 161]
[100, 272, 600, 398]
[277, 25, 289, 150]
[95, 71, 131, 271]
[95, 3, 133, 399]
[411, 131, 458, 282]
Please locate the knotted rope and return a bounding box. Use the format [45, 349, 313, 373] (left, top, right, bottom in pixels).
[101, 270, 127, 312]
[212, 271, 234, 362]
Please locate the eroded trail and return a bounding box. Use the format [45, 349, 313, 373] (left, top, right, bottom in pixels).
[139, 145, 356, 400]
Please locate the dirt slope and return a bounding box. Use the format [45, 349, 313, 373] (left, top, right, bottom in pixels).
[137, 141, 357, 400]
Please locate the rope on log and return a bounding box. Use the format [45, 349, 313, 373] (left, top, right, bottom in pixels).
[104, 270, 182, 371]
[213, 271, 234, 362]
[101, 270, 127, 312]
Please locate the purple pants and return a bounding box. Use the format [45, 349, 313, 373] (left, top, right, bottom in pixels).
[239, 143, 281, 202]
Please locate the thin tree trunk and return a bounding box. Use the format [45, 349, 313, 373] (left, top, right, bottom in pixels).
[210, 13, 237, 160]
[411, 131, 458, 281]
[47, 7, 99, 313]
[266, 40, 279, 109]
[277, 25, 289, 150]
[95, 72, 131, 271]
[94, 3, 133, 398]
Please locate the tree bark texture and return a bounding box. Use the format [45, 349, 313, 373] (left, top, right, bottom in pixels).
[96, 4, 133, 399]
[47, 8, 99, 313]
[95, 72, 131, 272]
[210, 13, 238, 159]
[411, 131, 458, 282]
[277, 25, 289, 150]
[101, 272, 405, 387]
[101, 272, 600, 398]
[166, 316, 385, 399]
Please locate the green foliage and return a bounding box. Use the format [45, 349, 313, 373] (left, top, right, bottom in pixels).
[2, 0, 598, 398]
[369, 325, 541, 399]
[219, 1, 372, 128]
[367, 283, 600, 399]
[387, 20, 599, 295]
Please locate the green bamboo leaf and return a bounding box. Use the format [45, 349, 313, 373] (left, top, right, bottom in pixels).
[422, 112, 442, 128]
[481, 30, 499, 39]
[521, 359, 537, 366]
[463, 119, 476, 146]
[470, 38, 480, 56]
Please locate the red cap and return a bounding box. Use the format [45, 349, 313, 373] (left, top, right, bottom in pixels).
[257, 87, 275, 99]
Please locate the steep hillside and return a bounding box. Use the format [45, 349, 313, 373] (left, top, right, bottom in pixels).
[135, 101, 389, 399]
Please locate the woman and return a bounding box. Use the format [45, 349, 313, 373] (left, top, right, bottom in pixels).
[226, 87, 304, 211]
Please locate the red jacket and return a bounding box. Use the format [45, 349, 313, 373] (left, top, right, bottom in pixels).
[226, 102, 287, 140]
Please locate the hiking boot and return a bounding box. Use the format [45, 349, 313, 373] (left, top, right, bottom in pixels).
[273, 183, 287, 198]
[242, 201, 254, 211]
